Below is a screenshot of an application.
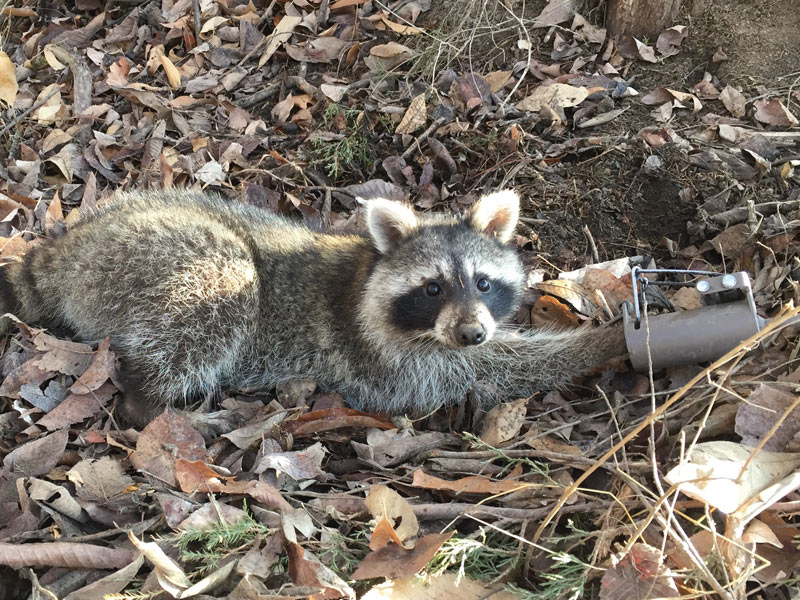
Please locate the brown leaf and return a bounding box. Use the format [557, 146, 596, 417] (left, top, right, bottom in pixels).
[365, 485, 419, 543]
[370, 517, 405, 550]
[600, 543, 679, 600]
[0, 50, 18, 107]
[63, 554, 144, 600]
[583, 268, 633, 310]
[656, 25, 687, 57]
[411, 468, 532, 496]
[517, 83, 588, 112]
[479, 398, 528, 446]
[369, 42, 413, 58]
[259, 15, 302, 66]
[130, 411, 207, 486]
[617, 35, 657, 63]
[736, 384, 800, 451]
[175, 459, 292, 511]
[36, 381, 116, 430]
[252, 441, 326, 480]
[3, 428, 68, 477]
[159, 53, 182, 89]
[351, 532, 454, 580]
[282, 407, 394, 436]
[526, 426, 582, 455]
[708, 223, 752, 257]
[69, 337, 116, 394]
[531, 295, 579, 328]
[287, 542, 355, 599]
[0, 542, 136, 569]
[754, 98, 799, 127]
[395, 93, 426, 135]
[66, 456, 135, 506]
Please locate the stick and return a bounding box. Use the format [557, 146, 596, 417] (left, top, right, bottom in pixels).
[400, 117, 446, 161]
[0, 86, 62, 138]
[710, 198, 800, 226]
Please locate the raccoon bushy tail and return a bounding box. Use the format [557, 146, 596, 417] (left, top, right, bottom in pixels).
[476, 324, 627, 395]
[0, 247, 59, 337]
[0, 262, 21, 336]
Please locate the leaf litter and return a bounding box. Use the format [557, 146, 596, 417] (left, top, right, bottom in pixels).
[1, 0, 800, 598]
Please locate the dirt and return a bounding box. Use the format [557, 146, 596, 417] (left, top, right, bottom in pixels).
[513, 0, 800, 270]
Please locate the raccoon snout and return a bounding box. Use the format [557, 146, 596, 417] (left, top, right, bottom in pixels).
[456, 322, 487, 346]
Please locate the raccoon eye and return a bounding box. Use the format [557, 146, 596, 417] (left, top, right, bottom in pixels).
[425, 282, 442, 297]
[476, 278, 491, 292]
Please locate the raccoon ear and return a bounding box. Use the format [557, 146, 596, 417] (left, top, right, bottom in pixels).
[469, 190, 520, 243]
[365, 199, 419, 254]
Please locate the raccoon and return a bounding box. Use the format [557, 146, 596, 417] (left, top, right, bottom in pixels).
[0, 190, 626, 425]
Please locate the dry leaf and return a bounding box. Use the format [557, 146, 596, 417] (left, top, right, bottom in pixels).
[664, 441, 800, 514]
[479, 398, 527, 446]
[365, 485, 418, 543]
[259, 15, 302, 67]
[352, 532, 453, 580]
[395, 93, 426, 135]
[735, 384, 800, 451]
[531, 295, 579, 328]
[656, 25, 688, 57]
[0, 50, 17, 107]
[754, 98, 799, 127]
[411, 468, 532, 496]
[517, 83, 588, 112]
[159, 53, 182, 89]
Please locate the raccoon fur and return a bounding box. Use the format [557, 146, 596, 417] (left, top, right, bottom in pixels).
[0, 189, 626, 425]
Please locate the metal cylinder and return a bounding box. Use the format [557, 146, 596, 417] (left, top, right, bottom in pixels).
[623, 301, 766, 371]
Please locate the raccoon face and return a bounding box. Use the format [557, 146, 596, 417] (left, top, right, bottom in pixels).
[359, 191, 525, 351]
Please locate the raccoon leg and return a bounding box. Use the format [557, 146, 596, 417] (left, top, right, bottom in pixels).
[481, 324, 627, 394]
[115, 357, 167, 427]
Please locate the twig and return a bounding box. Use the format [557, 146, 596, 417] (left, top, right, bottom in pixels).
[400, 117, 446, 161]
[710, 197, 800, 227]
[0, 86, 61, 138]
[192, 0, 202, 36]
[533, 304, 800, 543]
[412, 501, 598, 522]
[239, 83, 281, 108]
[583, 224, 600, 263]
[236, 0, 279, 66]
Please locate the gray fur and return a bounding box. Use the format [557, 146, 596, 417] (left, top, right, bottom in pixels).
[0, 190, 626, 425]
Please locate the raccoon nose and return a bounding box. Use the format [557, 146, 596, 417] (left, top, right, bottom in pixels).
[457, 323, 486, 346]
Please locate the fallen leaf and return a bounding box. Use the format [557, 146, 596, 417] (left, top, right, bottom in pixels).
[282, 407, 394, 436]
[0, 50, 18, 107]
[159, 53, 182, 89]
[259, 15, 302, 67]
[370, 42, 413, 58]
[365, 485, 418, 543]
[484, 70, 512, 93]
[600, 543, 679, 600]
[754, 98, 798, 127]
[287, 542, 355, 599]
[664, 441, 800, 514]
[532, 0, 581, 27]
[351, 532, 453, 580]
[130, 411, 207, 486]
[617, 35, 657, 63]
[479, 398, 528, 446]
[411, 468, 532, 496]
[735, 384, 800, 451]
[361, 572, 518, 600]
[395, 93, 426, 135]
[517, 83, 588, 112]
[531, 295, 579, 328]
[656, 25, 688, 57]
